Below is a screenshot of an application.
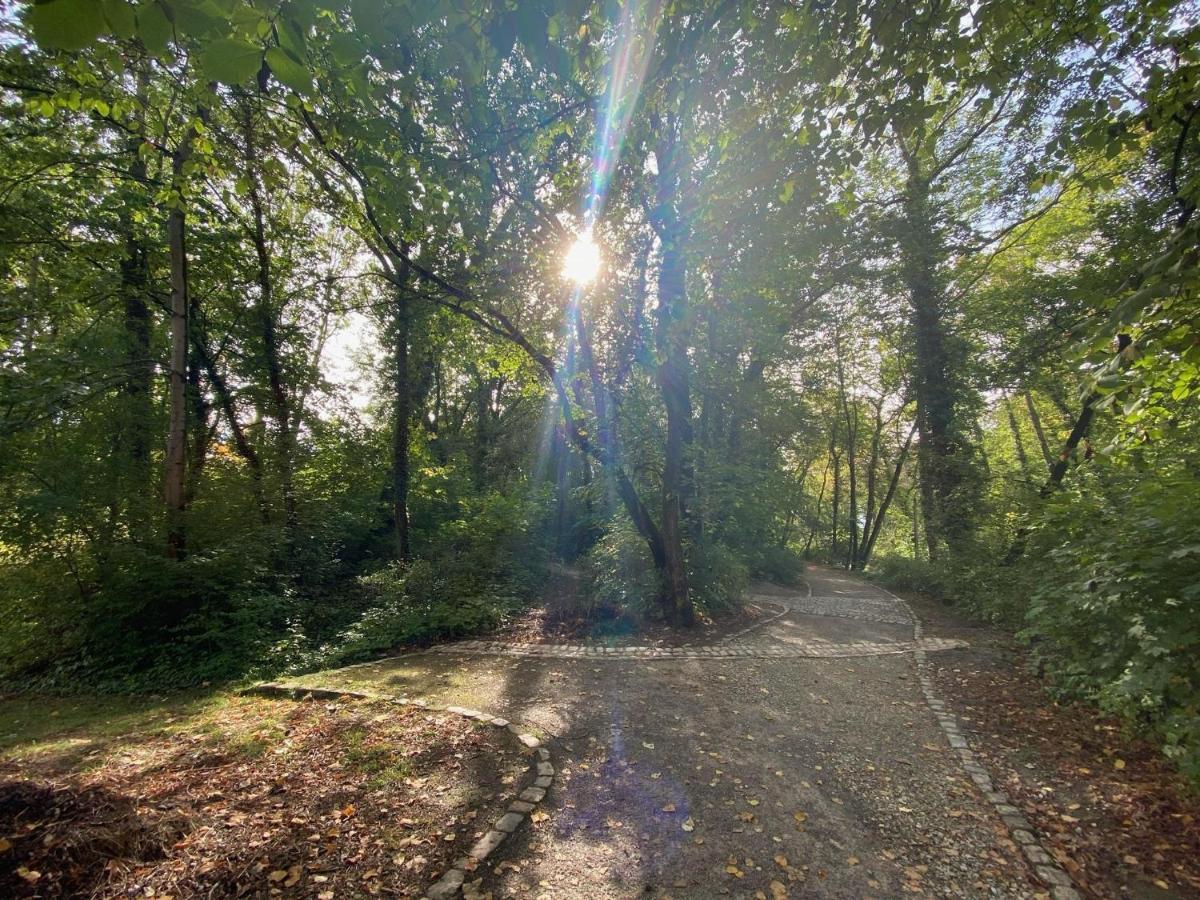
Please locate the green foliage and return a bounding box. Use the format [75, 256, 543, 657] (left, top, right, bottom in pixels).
[747, 545, 806, 586]
[582, 519, 661, 619]
[1024, 446, 1200, 779]
[688, 539, 750, 615]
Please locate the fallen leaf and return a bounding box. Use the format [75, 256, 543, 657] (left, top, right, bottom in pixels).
[531, 810, 550, 823]
[769, 880, 788, 900]
[1113, 759, 1126, 770]
[268, 870, 289, 883]
[662, 803, 677, 813]
[725, 865, 744, 878]
[681, 817, 695, 832]
[847, 856, 860, 866]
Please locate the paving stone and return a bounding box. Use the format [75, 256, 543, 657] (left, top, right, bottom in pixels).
[508, 800, 535, 814]
[494, 812, 525, 833]
[520, 787, 546, 803]
[469, 830, 506, 860]
[426, 869, 465, 899]
[1036, 866, 1073, 887]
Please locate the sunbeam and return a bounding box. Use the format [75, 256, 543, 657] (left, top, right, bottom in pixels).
[585, 0, 666, 225]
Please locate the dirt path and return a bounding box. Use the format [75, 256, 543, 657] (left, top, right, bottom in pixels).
[274, 568, 1076, 899]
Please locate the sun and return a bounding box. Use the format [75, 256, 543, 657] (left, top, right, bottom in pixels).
[562, 230, 601, 285]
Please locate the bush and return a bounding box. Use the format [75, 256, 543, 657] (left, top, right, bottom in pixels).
[689, 539, 749, 615]
[582, 519, 661, 619]
[749, 544, 806, 585]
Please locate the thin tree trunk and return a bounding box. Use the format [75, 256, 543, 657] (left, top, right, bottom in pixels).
[1024, 390, 1052, 469]
[835, 333, 858, 568]
[242, 100, 296, 543]
[392, 271, 412, 560]
[859, 401, 884, 567]
[164, 197, 189, 559]
[862, 422, 917, 567]
[1005, 395, 1030, 476]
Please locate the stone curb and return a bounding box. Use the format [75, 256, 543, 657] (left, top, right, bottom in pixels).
[430, 635, 966, 660]
[239, 682, 554, 899]
[874, 588, 1083, 900]
[720, 597, 791, 643]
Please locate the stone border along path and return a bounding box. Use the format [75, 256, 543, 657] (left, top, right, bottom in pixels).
[430, 634, 967, 659]
[873, 582, 1083, 900]
[240, 682, 555, 900]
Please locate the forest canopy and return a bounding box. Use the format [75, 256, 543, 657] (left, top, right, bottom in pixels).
[1, 0, 1198, 776]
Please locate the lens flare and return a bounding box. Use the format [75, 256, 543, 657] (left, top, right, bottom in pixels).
[563, 231, 602, 284]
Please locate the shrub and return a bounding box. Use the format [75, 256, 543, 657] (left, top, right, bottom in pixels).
[689, 539, 749, 615]
[581, 519, 661, 619]
[749, 544, 806, 585]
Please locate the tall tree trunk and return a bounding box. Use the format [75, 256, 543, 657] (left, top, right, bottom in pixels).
[164, 197, 189, 559]
[118, 58, 152, 524]
[897, 142, 976, 558]
[392, 272, 412, 560]
[242, 100, 296, 544]
[835, 333, 858, 568]
[1023, 390, 1053, 469]
[652, 110, 694, 628]
[830, 447, 842, 563]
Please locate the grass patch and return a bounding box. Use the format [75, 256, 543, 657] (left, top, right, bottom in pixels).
[341, 725, 413, 787]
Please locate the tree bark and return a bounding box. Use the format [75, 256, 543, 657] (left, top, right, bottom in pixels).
[242, 100, 297, 544]
[651, 110, 694, 628]
[1005, 395, 1030, 476]
[861, 422, 916, 568]
[392, 271, 413, 560]
[164, 199, 189, 559]
[1023, 389, 1053, 469]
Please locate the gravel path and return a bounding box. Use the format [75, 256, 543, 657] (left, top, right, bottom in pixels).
[275, 567, 1074, 899]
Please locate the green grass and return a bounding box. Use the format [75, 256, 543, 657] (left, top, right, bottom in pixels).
[0, 691, 296, 772]
[341, 725, 413, 787]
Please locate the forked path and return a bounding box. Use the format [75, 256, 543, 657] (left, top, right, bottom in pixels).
[276, 568, 1078, 899]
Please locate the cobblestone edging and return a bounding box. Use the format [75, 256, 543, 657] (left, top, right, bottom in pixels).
[241, 682, 554, 899]
[777, 594, 916, 626]
[431, 635, 967, 660]
[877, 589, 1083, 900]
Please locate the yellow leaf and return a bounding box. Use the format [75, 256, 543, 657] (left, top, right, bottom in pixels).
[681, 817, 695, 832]
[531, 810, 550, 823]
[793, 811, 807, 823]
[769, 880, 788, 900]
[268, 870, 288, 882]
[662, 803, 676, 813]
[774, 854, 788, 868]
[1154, 880, 1169, 889]
[847, 856, 860, 866]
[725, 865, 744, 878]
[1113, 759, 1126, 770]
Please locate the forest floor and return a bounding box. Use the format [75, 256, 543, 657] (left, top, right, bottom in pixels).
[3, 569, 1197, 899]
[0, 693, 529, 898]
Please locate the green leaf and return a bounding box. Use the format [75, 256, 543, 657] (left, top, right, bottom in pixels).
[199, 37, 263, 85]
[102, 0, 136, 40]
[266, 47, 314, 94]
[135, 1, 173, 55]
[27, 0, 108, 50]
